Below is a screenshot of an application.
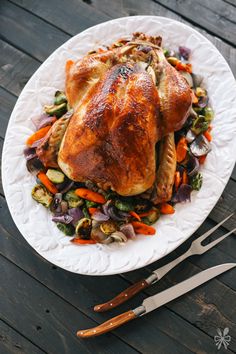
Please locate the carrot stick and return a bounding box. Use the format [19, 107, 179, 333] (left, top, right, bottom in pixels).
[198, 155, 207, 164]
[26, 126, 51, 146]
[138, 210, 156, 218]
[129, 211, 141, 221]
[174, 171, 182, 190]
[203, 130, 212, 142]
[176, 61, 192, 73]
[176, 137, 188, 163]
[37, 172, 58, 194]
[71, 238, 97, 245]
[131, 221, 156, 235]
[88, 207, 98, 215]
[182, 170, 189, 185]
[160, 203, 175, 215]
[75, 188, 106, 204]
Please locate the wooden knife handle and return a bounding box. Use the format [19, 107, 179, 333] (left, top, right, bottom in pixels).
[77, 310, 136, 338]
[94, 279, 149, 312]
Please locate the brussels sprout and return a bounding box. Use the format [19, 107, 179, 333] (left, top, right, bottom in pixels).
[82, 206, 90, 219]
[75, 218, 92, 239]
[115, 199, 134, 212]
[141, 208, 160, 226]
[190, 173, 203, 191]
[56, 222, 75, 236]
[100, 220, 117, 235]
[54, 91, 67, 105]
[44, 102, 67, 118]
[191, 115, 209, 135]
[46, 169, 65, 184]
[203, 107, 214, 122]
[31, 184, 53, 208]
[85, 200, 98, 208]
[163, 48, 169, 56]
[64, 190, 83, 208]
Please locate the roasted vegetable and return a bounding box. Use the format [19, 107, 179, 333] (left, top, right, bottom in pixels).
[26, 126, 51, 146]
[31, 184, 53, 208]
[191, 115, 209, 135]
[37, 171, 58, 194]
[203, 107, 214, 121]
[110, 231, 127, 243]
[75, 218, 92, 239]
[46, 169, 65, 184]
[44, 102, 67, 118]
[57, 222, 75, 236]
[160, 203, 175, 214]
[54, 91, 67, 105]
[141, 208, 160, 225]
[172, 184, 192, 203]
[131, 221, 156, 235]
[190, 134, 211, 157]
[190, 173, 203, 191]
[75, 188, 106, 204]
[114, 199, 134, 212]
[64, 190, 83, 208]
[100, 220, 117, 235]
[82, 206, 90, 219]
[85, 200, 98, 208]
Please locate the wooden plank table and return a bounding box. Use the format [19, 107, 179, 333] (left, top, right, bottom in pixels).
[0, 1, 235, 353]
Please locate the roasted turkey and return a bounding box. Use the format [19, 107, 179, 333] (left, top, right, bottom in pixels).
[37, 33, 192, 201]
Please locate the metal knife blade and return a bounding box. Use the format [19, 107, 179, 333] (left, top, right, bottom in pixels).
[139, 263, 236, 315]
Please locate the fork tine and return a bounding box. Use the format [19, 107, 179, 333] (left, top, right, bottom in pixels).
[202, 227, 236, 252]
[196, 212, 235, 244]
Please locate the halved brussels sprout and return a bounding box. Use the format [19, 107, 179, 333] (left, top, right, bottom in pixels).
[141, 208, 160, 225]
[64, 190, 83, 208]
[75, 218, 92, 239]
[57, 222, 75, 236]
[31, 184, 53, 208]
[115, 199, 134, 212]
[190, 173, 203, 191]
[100, 220, 117, 235]
[54, 91, 67, 105]
[46, 169, 65, 184]
[44, 102, 67, 118]
[191, 115, 209, 135]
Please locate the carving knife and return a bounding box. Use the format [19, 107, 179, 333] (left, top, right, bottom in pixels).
[77, 263, 235, 338]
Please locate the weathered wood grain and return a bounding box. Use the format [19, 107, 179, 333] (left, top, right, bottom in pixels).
[0, 39, 40, 96]
[154, 0, 236, 46]
[11, 0, 110, 35]
[0, 195, 226, 354]
[0, 319, 45, 354]
[209, 179, 236, 231]
[0, 87, 16, 138]
[124, 260, 236, 352]
[0, 255, 139, 354]
[0, 0, 70, 61]
[0, 138, 4, 196]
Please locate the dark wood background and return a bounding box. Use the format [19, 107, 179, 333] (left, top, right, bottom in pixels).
[0, 1, 235, 353]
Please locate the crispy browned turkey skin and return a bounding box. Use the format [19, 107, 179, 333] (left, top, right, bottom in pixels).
[59, 63, 160, 195]
[41, 33, 192, 199]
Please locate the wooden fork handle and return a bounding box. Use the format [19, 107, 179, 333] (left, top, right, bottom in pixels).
[94, 279, 149, 312]
[77, 310, 136, 338]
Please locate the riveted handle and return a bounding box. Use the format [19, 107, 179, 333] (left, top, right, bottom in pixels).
[94, 279, 149, 312]
[77, 310, 136, 338]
